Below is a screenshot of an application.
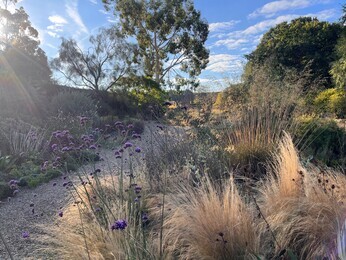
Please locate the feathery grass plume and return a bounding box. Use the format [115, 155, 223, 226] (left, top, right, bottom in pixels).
[223, 107, 294, 179]
[258, 133, 346, 259]
[163, 175, 260, 259]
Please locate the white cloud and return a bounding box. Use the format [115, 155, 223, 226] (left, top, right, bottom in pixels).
[99, 9, 109, 15]
[89, 0, 97, 4]
[244, 10, 337, 35]
[249, 0, 310, 18]
[243, 14, 298, 35]
[48, 15, 68, 25]
[47, 31, 58, 38]
[65, 0, 88, 34]
[214, 38, 248, 50]
[206, 54, 244, 73]
[47, 25, 64, 32]
[309, 8, 337, 20]
[212, 9, 336, 53]
[47, 15, 67, 38]
[209, 20, 239, 33]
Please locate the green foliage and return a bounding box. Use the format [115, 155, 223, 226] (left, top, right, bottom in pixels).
[314, 88, 346, 118]
[245, 17, 342, 89]
[294, 116, 346, 168]
[330, 29, 346, 90]
[0, 181, 12, 199]
[24, 169, 62, 188]
[103, 0, 209, 87]
[125, 76, 167, 118]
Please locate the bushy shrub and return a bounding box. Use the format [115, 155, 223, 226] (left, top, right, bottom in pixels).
[314, 88, 346, 118]
[294, 116, 346, 168]
[96, 89, 138, 117]
[0, 181, 12, 199]
[221, 107, 294, 179]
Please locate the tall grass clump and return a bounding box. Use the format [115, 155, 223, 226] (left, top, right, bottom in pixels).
[258, 133, 346, 259]
[223, 107, 294, 179]
[163, 175, 260, 259]
[52, 123, 162, 259]
[0, 119, 47, 156]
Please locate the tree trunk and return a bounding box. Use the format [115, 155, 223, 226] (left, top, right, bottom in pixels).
[154, 30, 160, 85]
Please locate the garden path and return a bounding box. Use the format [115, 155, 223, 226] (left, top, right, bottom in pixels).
[0, 122, 184, 260]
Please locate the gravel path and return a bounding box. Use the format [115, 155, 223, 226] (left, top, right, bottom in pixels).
[0, 123, 186, 260]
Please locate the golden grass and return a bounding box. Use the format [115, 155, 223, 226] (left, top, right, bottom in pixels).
[55, 174, 161, 260]
[258, 133, 346, 259]
[162, 176, 260, 259]
[53, 131, 346, 259]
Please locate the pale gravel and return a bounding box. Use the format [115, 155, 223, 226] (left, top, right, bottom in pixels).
[0, 123, 186, 260]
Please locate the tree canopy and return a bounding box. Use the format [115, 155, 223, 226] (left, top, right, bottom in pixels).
[245, 17, 342, 89]
[330, 5, 346, 90]
[51, 27, 137, 92]
[103, 0, 209, 88]
[0, 4, 51, 90]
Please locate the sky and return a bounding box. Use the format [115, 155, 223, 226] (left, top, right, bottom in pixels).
[11, 0, 345, 91]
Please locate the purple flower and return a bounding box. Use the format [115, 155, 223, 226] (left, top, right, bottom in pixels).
[127, 124, 134, 129]
[62, 146, 70, 152]
[13, 189, 19, 196]
[51, 143, 58, 151]
[22, 231, 30, 238]
[135, 147, 141, 153]
[115, 155, 122, 159]
[89, 144, 97, 150]
[8, 179, 18, 186]
[135, 185, 142, 194]
[124, 142, 133, 149]
[142, 213, 149, 223]
[111, 219, 127, 230]
[58, 211, 63, 217]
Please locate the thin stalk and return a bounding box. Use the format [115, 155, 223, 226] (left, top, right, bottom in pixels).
[159, 169, 167, 259]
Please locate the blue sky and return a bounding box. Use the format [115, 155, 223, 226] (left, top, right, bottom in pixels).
[12, 0, 345, 90]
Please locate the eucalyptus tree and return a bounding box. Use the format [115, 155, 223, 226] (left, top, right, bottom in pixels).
[103, 0, 209, 88]
[0, 3, 51, 89]
[51, 27, 137, 92]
